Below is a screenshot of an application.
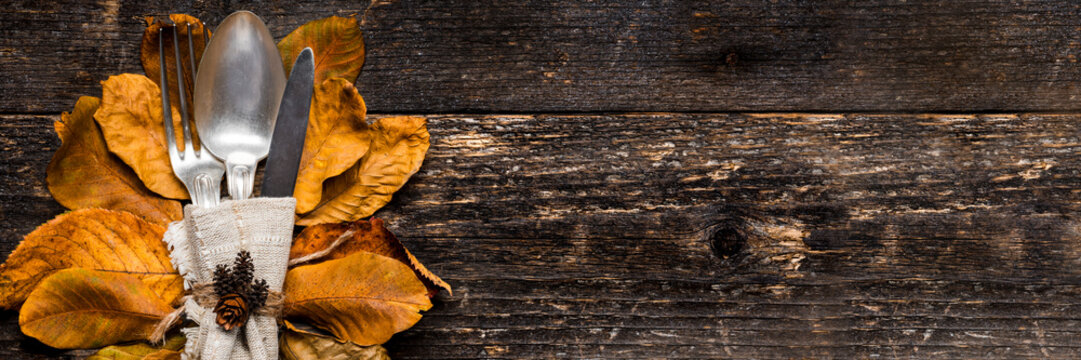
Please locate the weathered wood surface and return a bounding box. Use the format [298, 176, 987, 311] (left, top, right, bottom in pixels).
[5, 1, 1081, 113]
[3, 113, 1081, 358]
[5, 0, 1081, 358]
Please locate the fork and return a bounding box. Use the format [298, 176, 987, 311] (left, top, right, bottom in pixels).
[159, 21, 224, 207]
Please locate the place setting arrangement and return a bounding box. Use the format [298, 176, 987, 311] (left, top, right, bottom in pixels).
[0, 11, 448, 360]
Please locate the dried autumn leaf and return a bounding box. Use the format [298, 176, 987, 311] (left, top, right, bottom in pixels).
[283, 252, 432, 345]
[47, 96, 181, 225]
[294, 78, 371, 213]
[141, 14, 210, 114]
[291, 218, 451, 296]
[87, 334, 185, 360]
[281, 329, 389, 360]
[297, 116, 429, 226]
[0, 208, 183, 309]
[278, 16, 365, 84]
[20, 268, 174, 349]
[96, 74, 188, 200]
[143, 351, 182, 360]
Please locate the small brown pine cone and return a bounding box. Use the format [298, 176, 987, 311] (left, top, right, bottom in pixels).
[214, 293, 249, 331]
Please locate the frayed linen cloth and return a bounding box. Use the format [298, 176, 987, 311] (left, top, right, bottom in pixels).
[163, 198, 295, 360]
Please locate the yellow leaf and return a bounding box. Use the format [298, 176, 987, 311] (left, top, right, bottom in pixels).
[46, 96, 182, 225]
[143, 351, 182, 360]
[20, 269, 174, 349]
[294, 78, 371, 213]
[284, 252, 432, 345]
[0, 209, 183, 309]
[278, 16, 366, 84]
[140, 14, 210, 117]
[95, 74, 189, 200]
[281, 328, 389, 360]
[87, 335, 185, 360]
[297, 116, 429, 226]
[291, 218, 451, 297]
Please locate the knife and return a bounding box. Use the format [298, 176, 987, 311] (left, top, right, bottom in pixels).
[261, 48, 315, 198]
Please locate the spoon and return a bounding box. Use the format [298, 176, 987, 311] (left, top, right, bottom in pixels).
[194, 11, 286, 200]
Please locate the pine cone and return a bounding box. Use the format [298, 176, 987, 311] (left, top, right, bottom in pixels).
[214, 293, 249, 331]
[210, 251, 268, 331]
[249, 278, 269, 308]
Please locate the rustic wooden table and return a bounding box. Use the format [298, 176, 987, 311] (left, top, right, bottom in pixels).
[4, 1, 1081, 358]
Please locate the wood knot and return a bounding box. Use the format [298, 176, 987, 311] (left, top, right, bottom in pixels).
[705, 216, 810, 285]
[724, 52, 739, 67]
[709, 226, 745, 260]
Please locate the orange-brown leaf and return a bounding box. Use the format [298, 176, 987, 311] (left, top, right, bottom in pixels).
[141, 14, 210, 114]
[297, 116, 429, 226]
[294, 78, 370, 213]
[143, 350, 182, 360]
[283, 252, 432, 345]
[280, 328, 389, 360]
[278, 16, 366, 84]
[95, 74, 188, 200]
[0, 209, 183, 309]
[87, 334, 185, 360]
[19, 268, 173, 349]
[46, 96, 182, 226]
[291, 218, 450, 296]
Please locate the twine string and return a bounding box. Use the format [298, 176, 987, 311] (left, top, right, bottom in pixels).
[149, 283, 285, 343]
[287, 229, 354, 267]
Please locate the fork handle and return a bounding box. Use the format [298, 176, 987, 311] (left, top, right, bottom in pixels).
[191, 173, 222, 207]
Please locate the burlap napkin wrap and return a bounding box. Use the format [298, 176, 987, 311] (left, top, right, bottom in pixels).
[163, 198, 295, 360]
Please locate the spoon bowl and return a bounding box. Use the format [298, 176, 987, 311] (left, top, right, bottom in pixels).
[194, 11, 285, 199]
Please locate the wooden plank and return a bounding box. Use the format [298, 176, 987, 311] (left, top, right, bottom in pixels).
[6, 1, 1081, 113]
[1, 113, 1080, 358]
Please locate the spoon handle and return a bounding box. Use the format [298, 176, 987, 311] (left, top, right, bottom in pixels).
[226, 156, 257, 199]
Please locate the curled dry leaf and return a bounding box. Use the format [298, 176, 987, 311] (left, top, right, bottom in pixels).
[96, 74, 188, 200]
[46, 96, 182, 225]
[87, 334, 185, 360]
[297, 116, 429, 226]
[140, 14, 209, 114]
[20, 268, 174, 349]
[294, 78, 371, 214]
[0, 208, 183, 309]
[283, 252, 432, 345]
[281, 328, 389, 360]
[291, 218, 451, 296]
[278, 16, 366, 84]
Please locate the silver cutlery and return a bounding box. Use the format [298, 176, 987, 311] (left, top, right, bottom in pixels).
[262, 48, 315, 198]
[194, 11, 286, 200]
[159, 21, 225, 208]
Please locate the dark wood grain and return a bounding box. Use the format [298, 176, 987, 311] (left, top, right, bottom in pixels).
[5, 1, 1081, 113]
[2, 113, 1081, 358]
[5, 0, 1081, 358]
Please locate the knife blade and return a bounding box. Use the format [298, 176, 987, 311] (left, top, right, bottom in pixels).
[261, 47, 315, 198]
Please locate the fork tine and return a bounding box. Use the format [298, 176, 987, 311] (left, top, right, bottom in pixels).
[171, 25, 195, 155]
[156, 19, 223, 208]
[185, 23, 202, 153]
[187, 23, 199, 75]
[158, 23, 180, 160]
